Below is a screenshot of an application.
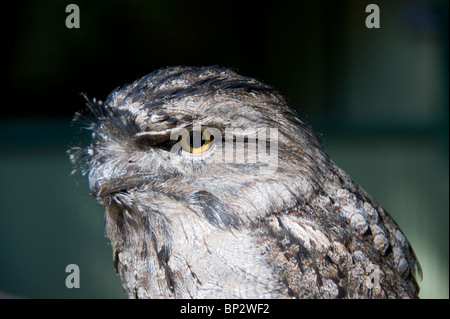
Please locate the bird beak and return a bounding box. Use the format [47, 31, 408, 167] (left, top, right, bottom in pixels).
[90, 175, 151, 199]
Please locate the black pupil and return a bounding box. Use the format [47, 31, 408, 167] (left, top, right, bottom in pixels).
[189, 131, 205, 148]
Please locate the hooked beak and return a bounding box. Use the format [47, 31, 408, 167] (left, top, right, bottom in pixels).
[90, 174, 152, 198]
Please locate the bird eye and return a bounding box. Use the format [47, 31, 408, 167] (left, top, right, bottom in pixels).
[180, 130, 214, 154]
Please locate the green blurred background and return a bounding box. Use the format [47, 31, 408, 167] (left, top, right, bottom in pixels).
[0, 0, 448, 298]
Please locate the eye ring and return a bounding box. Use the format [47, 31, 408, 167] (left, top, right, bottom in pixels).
[180, 130, 214, 154]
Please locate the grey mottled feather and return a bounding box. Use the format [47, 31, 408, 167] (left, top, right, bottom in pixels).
[69, 66, 420, 298]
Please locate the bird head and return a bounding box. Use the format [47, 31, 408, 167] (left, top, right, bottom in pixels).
[70, 66, 329, 230]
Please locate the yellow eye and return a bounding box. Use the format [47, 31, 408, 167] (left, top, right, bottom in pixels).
[180, 130, 214, 154]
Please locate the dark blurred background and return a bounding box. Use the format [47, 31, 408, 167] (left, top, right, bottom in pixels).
[0, 0, 448, 298]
